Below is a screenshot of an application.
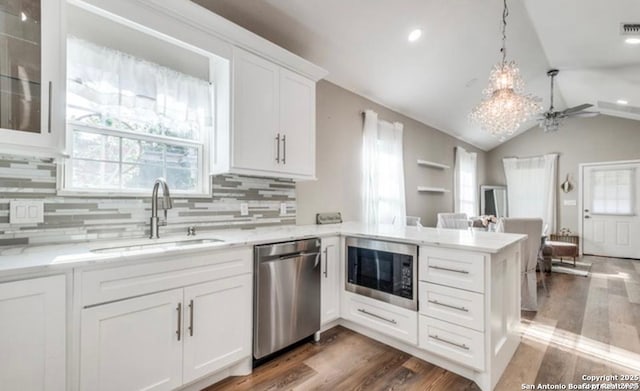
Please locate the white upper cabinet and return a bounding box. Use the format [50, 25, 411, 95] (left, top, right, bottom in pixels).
[231, 48, 281, 174]
[0, 0, 63, 157]
[213, 47, 321, 181]
[279, 68, 316, 177]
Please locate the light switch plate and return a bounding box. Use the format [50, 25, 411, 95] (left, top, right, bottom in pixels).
[240, 203, 249, 216]
[563, 199, 577, 206]
[10, 200, 44, 224]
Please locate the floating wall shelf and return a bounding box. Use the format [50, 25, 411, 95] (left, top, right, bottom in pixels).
[417, 186, 450, 193]
[417, 159, 450, 169]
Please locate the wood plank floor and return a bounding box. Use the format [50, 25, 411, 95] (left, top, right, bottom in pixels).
[205, 256, 640, 391]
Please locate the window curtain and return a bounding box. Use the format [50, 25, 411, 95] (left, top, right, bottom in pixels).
[362, 110, 406, 226]
[66, 37, 212, 140]
[454, 146, 478, 217]
[503, 154, 558, 234]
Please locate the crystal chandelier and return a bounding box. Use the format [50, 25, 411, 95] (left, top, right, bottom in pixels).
[470, 0, 542, 141]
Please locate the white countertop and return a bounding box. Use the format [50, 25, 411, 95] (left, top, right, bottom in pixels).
[0, 222, 525, 277]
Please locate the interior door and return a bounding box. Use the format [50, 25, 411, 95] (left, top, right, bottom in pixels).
[80, 289, 184, 391]
[582, 162, 640, 259]
[182, 274, 252, 384]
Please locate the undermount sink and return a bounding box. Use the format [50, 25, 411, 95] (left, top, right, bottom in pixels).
[91, 238, 224, 254]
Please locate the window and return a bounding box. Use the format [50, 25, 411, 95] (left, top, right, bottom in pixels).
[361, 110, 406, 226]
[454, 147, 477, 217]
[502, 154, 558, 233]
[64, 34, 213, 195]
[591, 168, 635, 215]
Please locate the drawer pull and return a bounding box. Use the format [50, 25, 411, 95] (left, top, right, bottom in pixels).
[188, 299, 194, 337]
[176, 303, 182, 341]
[428, 265, 469, 274]
[357, 308, 397, 325]
[429, 334, 469, 350]
[428, 299, 469, 312]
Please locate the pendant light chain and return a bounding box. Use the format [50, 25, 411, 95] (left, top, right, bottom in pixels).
[501, 0, 509, 66]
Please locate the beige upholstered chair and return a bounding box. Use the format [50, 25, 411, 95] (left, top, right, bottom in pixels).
[498, 217, 547, 311]
[436, 213, 469, 230]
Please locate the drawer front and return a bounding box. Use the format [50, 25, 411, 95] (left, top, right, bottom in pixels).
[342, 292, 417, 345]
[418, 315, 485, 371]
[419, 282, 484, 331]
[81, 247, 252, 306]
[419, 247, 485, 293]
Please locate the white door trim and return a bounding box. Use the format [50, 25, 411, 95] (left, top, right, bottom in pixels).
[578, 159, 640, 255]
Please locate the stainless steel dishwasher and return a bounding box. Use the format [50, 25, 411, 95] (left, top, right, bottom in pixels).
[254, 238, 321, 360]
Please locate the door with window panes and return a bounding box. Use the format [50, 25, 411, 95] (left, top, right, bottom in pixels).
[582, 162, 640, 259]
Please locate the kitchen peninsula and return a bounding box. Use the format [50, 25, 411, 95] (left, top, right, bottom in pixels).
[0, 223, 525, 391]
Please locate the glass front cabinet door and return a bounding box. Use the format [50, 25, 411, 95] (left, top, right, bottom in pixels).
[0, 0, 62, 155]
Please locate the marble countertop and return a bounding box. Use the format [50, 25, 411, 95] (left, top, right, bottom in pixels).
[0, 221, 526, 277]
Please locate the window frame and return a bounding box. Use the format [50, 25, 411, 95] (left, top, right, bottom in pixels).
[59, 8, 220, 198]
[590, 168, 636, 216]
[62, 121, 210, 197]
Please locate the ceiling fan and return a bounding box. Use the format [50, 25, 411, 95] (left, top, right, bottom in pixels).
[538, 69, 599, 132]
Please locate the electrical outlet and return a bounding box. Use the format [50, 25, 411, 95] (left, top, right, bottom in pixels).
[240, 203, 249, 216]
[280, 203, 287, 216]
[10, 200, 44, 224]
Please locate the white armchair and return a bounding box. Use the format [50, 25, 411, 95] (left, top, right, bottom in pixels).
[436, 213, 469, 230]
[498, 217, 545, 311]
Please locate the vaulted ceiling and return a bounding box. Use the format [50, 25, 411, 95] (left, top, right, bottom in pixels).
[192, 0, 640, 151]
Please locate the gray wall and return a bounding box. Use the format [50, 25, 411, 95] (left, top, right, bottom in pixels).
[296, 81, 486, 227]
[486, 114, 640, 232]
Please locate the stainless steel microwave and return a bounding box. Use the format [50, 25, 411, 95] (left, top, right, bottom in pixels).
[345, 237, 418, 310]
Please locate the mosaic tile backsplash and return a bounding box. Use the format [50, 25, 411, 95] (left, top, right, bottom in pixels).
[0, 154, 296, 246]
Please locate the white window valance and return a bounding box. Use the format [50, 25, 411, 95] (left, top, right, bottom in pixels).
[67, 36, 212, 141]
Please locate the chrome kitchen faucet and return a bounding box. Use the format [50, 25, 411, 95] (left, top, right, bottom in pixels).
[149, 178, 173, 239]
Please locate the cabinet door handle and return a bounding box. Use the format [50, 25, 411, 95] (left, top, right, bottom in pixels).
[428, 334, 469, 350]
[275, 133, 281, 163]
[357, 308, 397, 324]
[188, 299, 194, 337]
[322, 246, 330, 278]
[176, 303, 182, 341]
[47, 81, 52, 134]
[427, 299, 469, 312]
[428, 265, 469, 274]
[282, 134, 286, 164]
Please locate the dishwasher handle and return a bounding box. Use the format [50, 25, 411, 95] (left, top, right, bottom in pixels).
[261, 252, 321, 269]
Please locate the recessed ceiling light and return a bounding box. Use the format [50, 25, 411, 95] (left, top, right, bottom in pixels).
[625, 37, 640, 45]
[408, 29, 422, 42]
[20, 12, 27, 22]
[617, 99, 629, 105]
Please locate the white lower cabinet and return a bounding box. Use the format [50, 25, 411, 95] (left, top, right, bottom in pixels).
[342, 291, 418, 345]
[182, 275, 252, 383]
[320, 236, 340, 325]
[0, 275, 66, 391]
[418, 315, 485, 371]
[80, 270, 252, 391]
[80, 289, 184, 391]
